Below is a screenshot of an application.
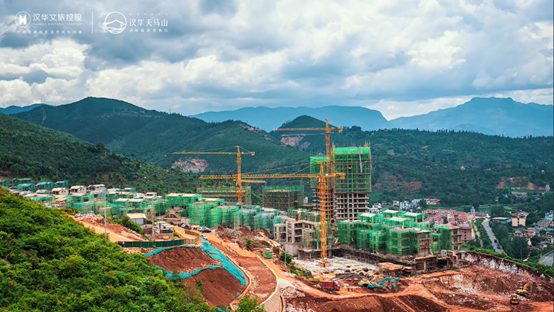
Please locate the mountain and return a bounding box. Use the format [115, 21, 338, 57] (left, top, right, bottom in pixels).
[0, 188, 211, 311]
[12, 97, 553, 206]
[0, 103, 51, 115]
[192, 105, 391, 132]
[13, 97, 307, 174]
[0, 113, 202, 193]
[390, 97, 554, 137]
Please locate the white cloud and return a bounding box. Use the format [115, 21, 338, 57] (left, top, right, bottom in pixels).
[0, 0, 551, 115]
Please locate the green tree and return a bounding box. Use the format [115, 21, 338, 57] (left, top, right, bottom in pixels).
[236, 295, 265, 312]
[419, 200, 428, 209]
[509, 236, 530, 260]
[530, 235, 543, 247]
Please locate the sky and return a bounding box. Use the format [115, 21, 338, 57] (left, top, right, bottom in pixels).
[0, 0, 552, 120]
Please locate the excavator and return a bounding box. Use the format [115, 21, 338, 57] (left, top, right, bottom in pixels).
[516, 283, 532, 296]
[359, 276, 401, 292]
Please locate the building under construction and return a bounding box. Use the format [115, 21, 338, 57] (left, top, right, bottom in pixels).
[197, 186, 252, 205]
[310, 145, 371, 225]
[333, 145, 371, 223]
[262, 185, 304, 211]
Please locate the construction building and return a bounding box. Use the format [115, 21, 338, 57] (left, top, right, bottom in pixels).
[262, 185, 304, 211]
[333, 146, 372, 223]
[197, 186, 252, 205]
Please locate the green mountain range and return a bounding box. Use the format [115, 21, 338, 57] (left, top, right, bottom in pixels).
[0, 113, 200, 193]
[9, 97, 554, 205]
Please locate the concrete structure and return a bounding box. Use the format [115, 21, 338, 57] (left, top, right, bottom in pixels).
[127, 213, 147, 226]
[51, 187, 69, 196]
[69, 185, 87, 194]
[334, 193, 369, 222]
[512, 212, 529, 227]
[274, 217, 320, 255]
[87, 184, 106, 192]
[459, 223, 475, 243]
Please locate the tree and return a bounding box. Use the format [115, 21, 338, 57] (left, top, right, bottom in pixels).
[236, 295, 265, 312]
[509, 236, 530, 260]
[531, 235, 543, 247]
[490, 206, 506, 218]
[419, 200, 428, 209]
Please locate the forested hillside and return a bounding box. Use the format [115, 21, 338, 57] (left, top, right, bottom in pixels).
[10, 98, 554, 206]
[14, 97, 307, 173]
[0, 113, 200, 193]
[0, 188, 211, 311]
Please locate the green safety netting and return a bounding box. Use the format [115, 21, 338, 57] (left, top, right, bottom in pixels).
[386, 228, 419, 256]
[333, 146, 371, 193]
[263, 185, 304, 211]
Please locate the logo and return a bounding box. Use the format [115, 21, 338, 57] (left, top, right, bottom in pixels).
[103, 11, 126, 34]
[15, 11, 31, 27]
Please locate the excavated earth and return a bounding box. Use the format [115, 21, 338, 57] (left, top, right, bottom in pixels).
[284, 264, 554, 312]
[148, 247, 220, 273]
[182, 267, 245, 308]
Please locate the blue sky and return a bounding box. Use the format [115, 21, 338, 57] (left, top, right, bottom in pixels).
[0, 0, 552, 119]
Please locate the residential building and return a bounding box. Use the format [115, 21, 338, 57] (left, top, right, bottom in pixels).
[127, 213, 147, 226]
[51, 188, 69, 196]
[69, 185, 87, 194]
[512, 212, 529, 227]
[459, 223, 475, 243]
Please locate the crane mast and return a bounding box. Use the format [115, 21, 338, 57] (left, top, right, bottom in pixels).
[173, 146, 257, 204]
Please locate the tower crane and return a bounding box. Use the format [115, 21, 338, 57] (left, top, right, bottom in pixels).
[200, 161, 344, 266]
[274, 119, 343, 215]
[173, 146, 264, 204]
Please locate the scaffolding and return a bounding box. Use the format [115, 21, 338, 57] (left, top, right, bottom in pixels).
[333, 146, 371, 193]
[197, 186, 252, 205]
[240, 209, 256, 228]
[434, 226, 453, 250]
[309, 156, 328, 189]
[357, 228, 370, 248]
[369, 230, 387, 251]
[359, 213, 383, 223]
[164, 193, 201, 207]
[386, 228, 419, 256]
[385, 217, 413, 228]
[403, 212, 425, 222]
[262, 185, 304, 211]
[337, 220, 371, 245]
[221, 206, 240, 227]
[208, 207, 222, 227]
[189, 202, 213, 226]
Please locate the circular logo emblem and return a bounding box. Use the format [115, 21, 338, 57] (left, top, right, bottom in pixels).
[15, 11, 31, 27]
[103, 11, 126, 34]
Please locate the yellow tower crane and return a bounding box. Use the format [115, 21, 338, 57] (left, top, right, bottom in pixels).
[173, 146, 265, 204]
[200, 161, 344, 266]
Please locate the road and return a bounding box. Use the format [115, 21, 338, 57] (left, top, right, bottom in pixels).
[482, 219, 505, 254]
[538, 250, 553, 266]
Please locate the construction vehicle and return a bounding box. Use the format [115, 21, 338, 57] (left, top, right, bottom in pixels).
[510, 294, 520, 305]
[516, 282, 532, 296]
[359, 276, 400, 292]
[321, 281, 341, 291]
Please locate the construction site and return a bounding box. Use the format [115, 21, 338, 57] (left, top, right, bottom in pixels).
[5, 120, 553, 311]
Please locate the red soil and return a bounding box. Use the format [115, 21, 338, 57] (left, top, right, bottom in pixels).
[148, 247, 219, 273]
[212, 242, 276, 303]
[182, 267, 245, 307]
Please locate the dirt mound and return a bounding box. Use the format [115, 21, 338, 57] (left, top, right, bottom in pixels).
[148, 247, 219, 273]
[80, 215, 145, 241]
[427, 267, 554, 302]
[286, 294, 446, 312]
[182, 267, 244, 307]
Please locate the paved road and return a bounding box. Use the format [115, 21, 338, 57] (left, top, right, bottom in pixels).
[538, 250, 553, 266]
[482, 219, 505, 254]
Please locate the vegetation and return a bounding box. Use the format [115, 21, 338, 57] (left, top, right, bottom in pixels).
[0, 113, 204, 194]
[7, 99, 553, 206]
[236, 295, 265, 312]
[0, 188, 211, 311]
[109, 215, 144, 235]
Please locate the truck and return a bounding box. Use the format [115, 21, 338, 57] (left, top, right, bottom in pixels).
[321, 281, 340, 291]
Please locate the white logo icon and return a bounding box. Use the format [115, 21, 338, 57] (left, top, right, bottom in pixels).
[103, 11, 126, 34]
[15, 11, 31, 27]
